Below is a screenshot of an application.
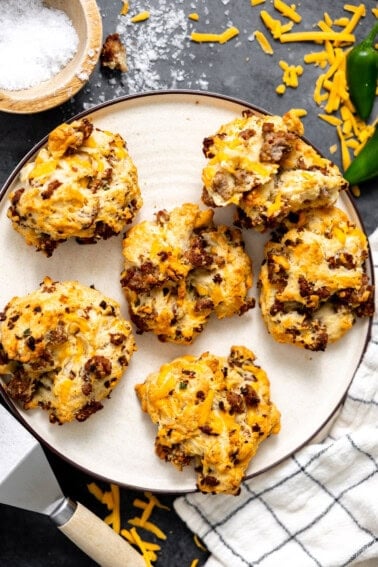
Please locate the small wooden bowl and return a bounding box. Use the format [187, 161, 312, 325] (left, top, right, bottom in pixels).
[0, 0, 102, 114]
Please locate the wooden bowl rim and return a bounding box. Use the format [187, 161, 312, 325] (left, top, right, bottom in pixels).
[0, 0, 103, 114]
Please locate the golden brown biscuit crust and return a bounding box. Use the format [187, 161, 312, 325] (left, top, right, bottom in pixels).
[0, 277, 136, 424]
[136, 345, 280, 495]
[120, 203, 254, 344]
[7, 118, 142, 256]
[258, 207, 374, 351]
[202, 110, 348, 231]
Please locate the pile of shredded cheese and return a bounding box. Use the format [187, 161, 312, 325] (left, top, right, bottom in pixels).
[113, 0, 376, 176]
[156, 0, 375, 194]
[250, 0, 377, 195]
[88, 482, 206, 566]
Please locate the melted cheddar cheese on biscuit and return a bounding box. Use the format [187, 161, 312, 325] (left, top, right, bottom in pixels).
[136, 346, 280, 495]
[7, 118, 142, 256]
[120, 203, 254, 344]
[0, 277, 136, 424]
[202, 110, 348, 231]
[258, 206, 374, 351]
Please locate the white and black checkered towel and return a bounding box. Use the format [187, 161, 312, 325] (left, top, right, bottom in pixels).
[174, 228, 378, 567]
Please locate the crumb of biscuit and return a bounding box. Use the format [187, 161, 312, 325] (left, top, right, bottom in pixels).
[0, 277, 137, 424]
[258, 206, 374, 351]
[135, 345, 281, 495]
[202, 110, 348, 232]
[120, 203, 254, 344]
[101, 33, 128, 72]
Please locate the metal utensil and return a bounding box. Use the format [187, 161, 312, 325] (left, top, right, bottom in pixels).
[0, 403, 145, 566]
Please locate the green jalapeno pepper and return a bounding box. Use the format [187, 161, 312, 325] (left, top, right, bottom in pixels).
[344, 124, 378, 185]
[346, 21, 378, 121]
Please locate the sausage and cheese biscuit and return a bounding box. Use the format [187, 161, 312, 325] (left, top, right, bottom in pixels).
[136, 346, 281, 495]
[202, 110, 348, 231]
[258, 207, 374, 351]
[120, 203, 254, 344]
[0, 277, 136, 424]
[7, 118, 142, 256]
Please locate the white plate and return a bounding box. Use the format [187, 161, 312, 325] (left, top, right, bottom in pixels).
[0, 91, 372, 492]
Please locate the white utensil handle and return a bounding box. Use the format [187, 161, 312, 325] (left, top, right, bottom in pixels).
[58, 501, 145, 567]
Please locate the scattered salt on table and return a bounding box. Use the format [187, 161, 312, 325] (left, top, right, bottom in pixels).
[116, 1, 192, 93]
[0, 0, 79, 91]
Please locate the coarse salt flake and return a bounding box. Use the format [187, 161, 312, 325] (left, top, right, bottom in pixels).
[115, 1, 189, 94]
[0, 0, 79, 91]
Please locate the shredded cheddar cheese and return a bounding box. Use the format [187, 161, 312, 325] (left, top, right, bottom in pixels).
[130, 10, 150, 23]
[318, 114, 343, 127]
[190, 560, 200, 567]
[120, 0, 129, 16]
[351, 185, 361, 197]
[188, 12, 200, 21]
[87, 484, 172, 565]
[323, 12, 333, 28]
[273, 0, 302, 24]
[194, 534, 208, 552]
[337, 124, 352, 170]
[87, 482, 105, 503]
[317, 18, 333, 35]
[138, 491, 171, 512]
[279, 60, 303, 88]
[295, 5, 376, 189]
[254, 30, 274, 54]
[343, 4, 366, 35]
[334, 17, 350, 27]
[127, 529, 157, 557]
[280, 30, 355, 44]
[187, 1, 374, 194]
[128, 517, 167, 539]
[129, 528, 155, 567]
[190, 26, 239, 44]
[87, 483, 122, 533]
[260, 10, 293, 39]
[87, 482, 118, 513]
[290, 108, 308, 118]
[304, 51, 329, 68]
[120, 526, 161, 561]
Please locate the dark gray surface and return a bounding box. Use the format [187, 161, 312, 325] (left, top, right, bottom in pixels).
[0, 2, 377, 566]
